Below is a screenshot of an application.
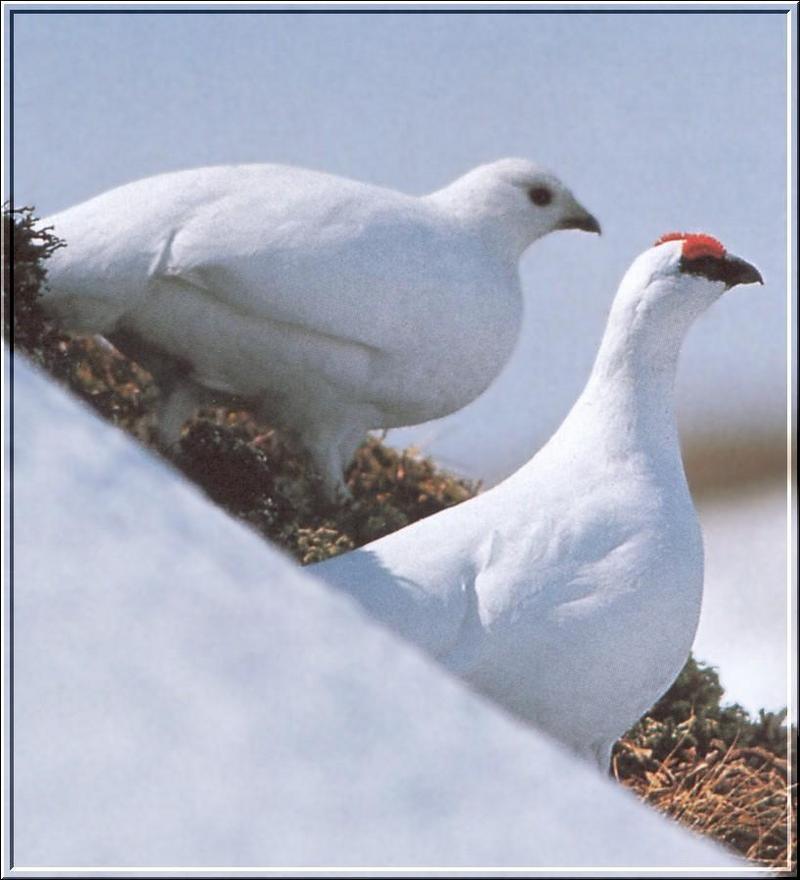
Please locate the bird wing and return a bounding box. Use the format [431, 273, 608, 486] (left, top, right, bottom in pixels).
[152, 179, 447, 356]
[313, 503, 483, 660]
[314, 477, 650, 678]
[42, 163, 461, 357]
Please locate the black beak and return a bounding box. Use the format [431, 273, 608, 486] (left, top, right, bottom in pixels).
[720, 254, 764, 288]
[680, 252, 764, 289]
[559, 210, 602, 235]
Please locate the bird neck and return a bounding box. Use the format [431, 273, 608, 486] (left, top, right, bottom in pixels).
[569, 290, 695, 465]
[424, 182, 533, 262]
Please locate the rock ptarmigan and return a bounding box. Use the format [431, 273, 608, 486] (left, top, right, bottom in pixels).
[312, 232, 763, 769]
[39, 159, 600, 495]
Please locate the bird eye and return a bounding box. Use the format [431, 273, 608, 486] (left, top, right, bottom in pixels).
[528, 186, 553, 207]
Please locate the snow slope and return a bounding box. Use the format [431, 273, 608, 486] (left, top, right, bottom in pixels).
[9, 358, 740, 869]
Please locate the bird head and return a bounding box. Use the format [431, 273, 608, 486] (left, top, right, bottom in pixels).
[599, 232, 764, 372]
[619, 232, 763, 318]
[427, 158, 601, 258]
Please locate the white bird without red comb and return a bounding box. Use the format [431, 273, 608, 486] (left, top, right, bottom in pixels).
[313, 233, 763, 769]
[39, 159, 599, 496]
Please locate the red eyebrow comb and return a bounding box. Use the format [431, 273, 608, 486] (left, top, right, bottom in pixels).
[654, 232, 727, 261]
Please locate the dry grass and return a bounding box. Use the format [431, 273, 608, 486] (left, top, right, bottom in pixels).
[615, 725, 796, 871]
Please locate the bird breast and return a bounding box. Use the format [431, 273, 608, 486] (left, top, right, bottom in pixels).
[460, 482, 704, 751]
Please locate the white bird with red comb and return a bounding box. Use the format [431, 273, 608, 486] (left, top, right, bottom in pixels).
[313, 232, 763, 770]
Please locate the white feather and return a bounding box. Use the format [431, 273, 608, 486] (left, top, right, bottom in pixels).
[40, 159, 598, 492]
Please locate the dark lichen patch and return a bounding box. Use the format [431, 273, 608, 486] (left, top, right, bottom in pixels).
[173, 408, 478, 565]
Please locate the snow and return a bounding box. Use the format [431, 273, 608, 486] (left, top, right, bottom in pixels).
[693, 483, 790, 713]
[9, 357, 740, 870]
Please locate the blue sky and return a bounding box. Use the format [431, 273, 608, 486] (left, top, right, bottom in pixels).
[9, 8, 790, 476]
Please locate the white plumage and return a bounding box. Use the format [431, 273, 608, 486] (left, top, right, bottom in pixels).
[313, 233, 763, 769]
[40, 159, 599, 494]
